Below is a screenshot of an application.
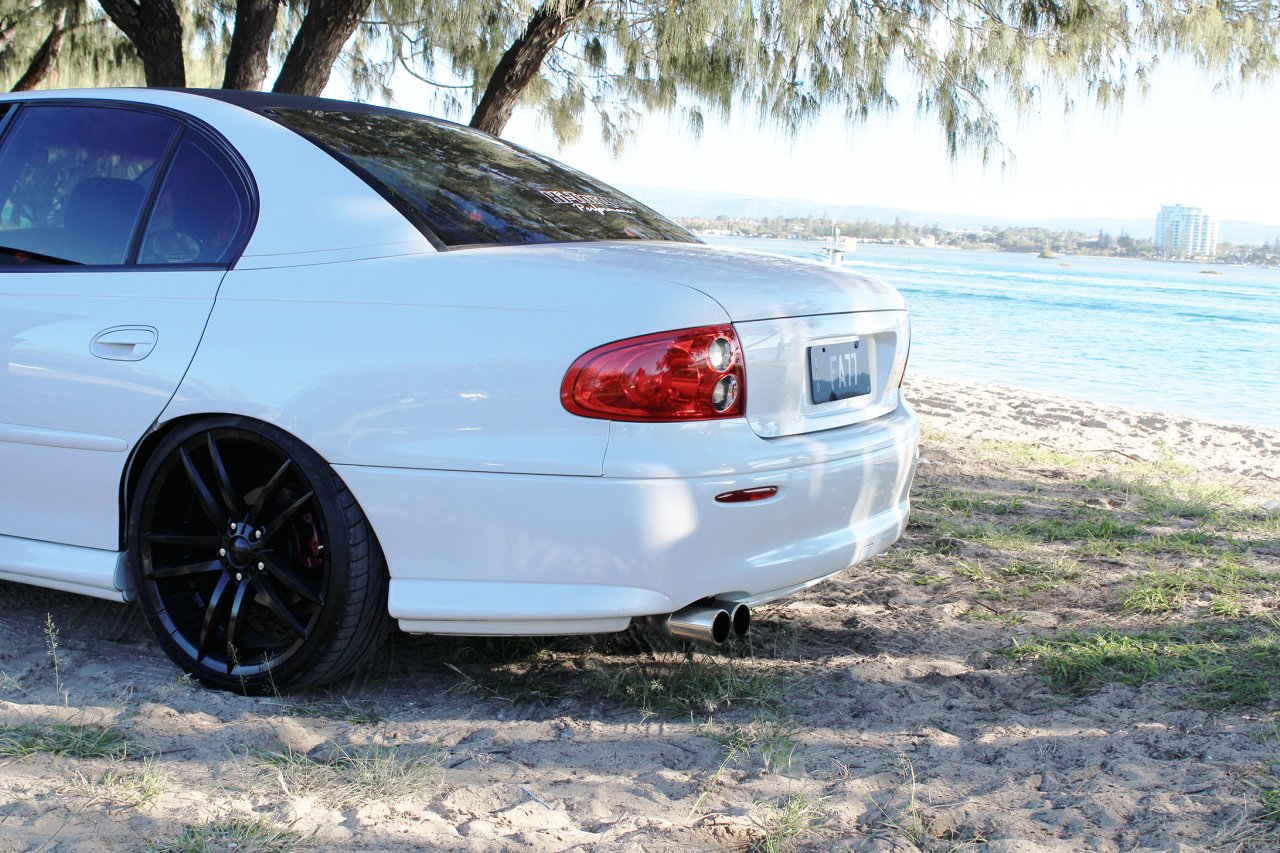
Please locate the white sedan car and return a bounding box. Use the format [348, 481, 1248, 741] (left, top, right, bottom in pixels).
[0, 88, 919, 692]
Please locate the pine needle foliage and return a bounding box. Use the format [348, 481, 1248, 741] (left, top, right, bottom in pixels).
[3, 0, 1279, 157]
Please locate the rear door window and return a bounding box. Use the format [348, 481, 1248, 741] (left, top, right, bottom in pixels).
[138, 133, 251, 265]
[0, 105, 179, 266]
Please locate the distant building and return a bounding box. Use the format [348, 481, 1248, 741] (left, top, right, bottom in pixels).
[1154, 205, 1218, 258]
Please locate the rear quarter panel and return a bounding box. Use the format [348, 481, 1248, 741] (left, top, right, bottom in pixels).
[164, 249, 731, 475]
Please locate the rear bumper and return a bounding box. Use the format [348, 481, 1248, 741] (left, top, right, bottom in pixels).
[336, 398, 919, 635]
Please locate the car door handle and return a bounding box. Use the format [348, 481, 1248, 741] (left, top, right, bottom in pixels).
[90, 326, 158, 361]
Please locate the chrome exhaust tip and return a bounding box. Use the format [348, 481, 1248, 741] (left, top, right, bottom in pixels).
[664, 605, 731, 645]
[718, 601, 751, 637]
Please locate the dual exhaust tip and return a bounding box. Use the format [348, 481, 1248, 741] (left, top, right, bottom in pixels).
[663, 600, 750, 645]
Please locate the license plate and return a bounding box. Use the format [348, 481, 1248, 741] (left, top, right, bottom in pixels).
[809, 340, 871, 404]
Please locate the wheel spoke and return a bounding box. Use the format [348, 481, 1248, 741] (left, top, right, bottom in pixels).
[225, 580, 252, 674]
[250, 459, 293, 523]
[261, 491, 315, 543]
[262, 554, 323, 604]
[197, 573, 234, 659]
[142, 532, 221, 548]
[257, 576, 309, 640]
[180, 446, 228, 528]
[145, 558, 223, 581]
[206, 434, 248, 519]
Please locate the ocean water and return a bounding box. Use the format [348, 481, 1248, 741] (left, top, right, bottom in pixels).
[705, 236, 1280, 428]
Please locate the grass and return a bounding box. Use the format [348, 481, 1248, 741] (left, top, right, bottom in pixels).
[0, 721, 129, 759]
[443, 660, 568, 704]
[65, 757, 169, 808]
[865, 754, 987, 851]
[594, 653, 791, 718]
[706, 713, 800, 774]
[260, 742, 441, 808]
[751, 791, 830, 852]
[1122, 556, 1280, 616]
[1002, 621, 1280, 709]
[148, 817, 300, 853]
[1078, 467, 1239, 522]
[914, 485, 1027, 516]
[972, 440, 1083, 470]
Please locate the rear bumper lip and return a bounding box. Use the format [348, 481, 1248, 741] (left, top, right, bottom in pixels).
[337, 399, 920, 634]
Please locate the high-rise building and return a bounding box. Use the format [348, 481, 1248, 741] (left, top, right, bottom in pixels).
[1154, 205, 1218, 258]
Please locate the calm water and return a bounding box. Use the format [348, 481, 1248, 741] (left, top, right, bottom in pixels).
[706, 236, 1280, 428]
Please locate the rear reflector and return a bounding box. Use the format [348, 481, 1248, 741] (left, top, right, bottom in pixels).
[714, 486, 779, 504]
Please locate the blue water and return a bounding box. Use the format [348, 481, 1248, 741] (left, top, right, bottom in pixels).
[705, 236, 1280, 428]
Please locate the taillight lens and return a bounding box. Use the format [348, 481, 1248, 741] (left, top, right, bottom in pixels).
[562, 325, 746, 421]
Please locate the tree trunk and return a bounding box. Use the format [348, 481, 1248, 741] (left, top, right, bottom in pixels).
[11, 18, 65, 91]
[272, 0, 370, 97]
[469, 0, 592, 137]
[99, 0, 185, 87]
[223, 0, 280, 89]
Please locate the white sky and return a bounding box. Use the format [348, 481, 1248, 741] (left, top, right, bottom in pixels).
[373, 59, 1280, 226]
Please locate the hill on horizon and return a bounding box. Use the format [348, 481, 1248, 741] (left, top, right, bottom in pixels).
[619, 184, 1280, 246]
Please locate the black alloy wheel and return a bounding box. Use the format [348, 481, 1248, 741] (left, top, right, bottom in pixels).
[129, 417, 389, 693]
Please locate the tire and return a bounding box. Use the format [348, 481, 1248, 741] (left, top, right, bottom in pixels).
[128, 417, 390, 693]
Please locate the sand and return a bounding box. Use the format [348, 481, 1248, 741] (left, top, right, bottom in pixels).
[0, 375, 1277, 852]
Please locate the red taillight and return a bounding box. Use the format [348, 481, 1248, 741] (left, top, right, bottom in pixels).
[561, 325, 746, 421]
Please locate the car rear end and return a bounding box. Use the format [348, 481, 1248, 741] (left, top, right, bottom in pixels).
[169, 94, 920, 637]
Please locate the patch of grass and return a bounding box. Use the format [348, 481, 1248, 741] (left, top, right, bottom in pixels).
[0, 721, 128, 759]
[916, 507, 1141, 550]
[1000, 555, 1085, 590]
[596, 653, 791, 718]
[1123, 570, 1192, 614]
[949, 555, 1084, 602]
[149, 816, 300, 853]
[707, 713, 800, 774]
[1088, 469, 1238, 521]
[274, 698, 382, 725]
[913, 486, 1026, 516]
[751, 791, 830, 853]
[1003, 621, 1280, 709]
[65, 757, 169, 807]
[1121, 557, 1279, 616]
[1216, 767, 1280, 851]
[866, 753, 986, 850]
[1258, 771, 1280, 830]
[1010, 513, 1142, 543]
[975, 440, 1082, 470]
[260, 742, 441, 808]
[443, 661, 568, 704]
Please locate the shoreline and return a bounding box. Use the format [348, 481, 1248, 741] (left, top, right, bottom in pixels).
[906, 373, 1280, 489]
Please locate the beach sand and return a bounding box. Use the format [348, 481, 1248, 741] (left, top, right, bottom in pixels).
[0, 377, 1277, 851]
[909, 374, 1280, 489]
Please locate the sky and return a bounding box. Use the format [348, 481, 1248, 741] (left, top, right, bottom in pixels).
[373, 59, 1280, 227]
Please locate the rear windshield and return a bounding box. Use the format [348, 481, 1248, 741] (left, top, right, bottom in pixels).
[272, 109, 693, 248]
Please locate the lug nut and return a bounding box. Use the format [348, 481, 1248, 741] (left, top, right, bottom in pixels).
[257, 562, 265, 571]
[218, 548, 226, 557]
[254, 530, 262, 540]
[235, 572, 243, 582]
[230, 522, 237, 531]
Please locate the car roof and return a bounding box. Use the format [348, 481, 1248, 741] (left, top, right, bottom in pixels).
[175, 88, 424, 120]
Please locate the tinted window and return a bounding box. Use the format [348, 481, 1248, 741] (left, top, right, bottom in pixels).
[139, 134, 250, 265]
[274, 109, 693, 247]
[0, 105, 178, 266]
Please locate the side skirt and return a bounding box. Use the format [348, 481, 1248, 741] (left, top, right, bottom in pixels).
[0, 533, 129, 602]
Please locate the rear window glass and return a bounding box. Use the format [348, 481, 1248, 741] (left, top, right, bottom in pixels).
[271, 109, 693, 248]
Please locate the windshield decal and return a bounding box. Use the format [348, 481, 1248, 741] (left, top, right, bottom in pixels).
[539, 190, 636, 215]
